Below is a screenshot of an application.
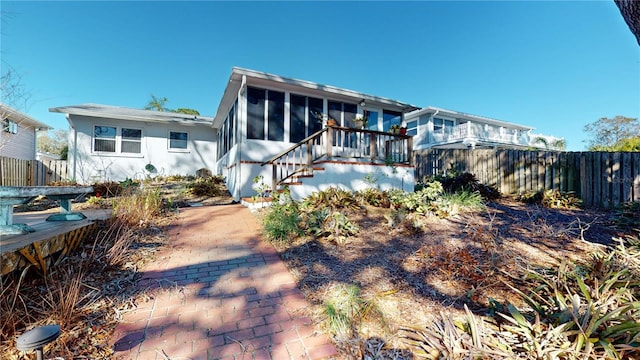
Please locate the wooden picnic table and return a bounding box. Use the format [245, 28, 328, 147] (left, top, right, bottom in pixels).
[0, 186, 93, 235]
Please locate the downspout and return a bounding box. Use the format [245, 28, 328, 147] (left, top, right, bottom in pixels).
[67, 115, 78, 182]
[235, 74, 246, 201]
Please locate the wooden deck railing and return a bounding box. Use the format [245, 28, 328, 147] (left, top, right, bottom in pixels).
[262, 125, 413, 191]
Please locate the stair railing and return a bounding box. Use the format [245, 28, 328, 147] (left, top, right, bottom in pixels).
[262, 125, 413, 191]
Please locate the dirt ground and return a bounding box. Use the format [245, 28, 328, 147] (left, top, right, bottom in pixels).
[266, 197, 628, 356]
[7, 187, 635, 358]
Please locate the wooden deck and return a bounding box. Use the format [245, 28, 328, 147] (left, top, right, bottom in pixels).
[0, 209, 111, 275]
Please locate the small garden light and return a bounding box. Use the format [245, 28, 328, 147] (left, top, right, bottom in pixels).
[16, 324, 60, 360]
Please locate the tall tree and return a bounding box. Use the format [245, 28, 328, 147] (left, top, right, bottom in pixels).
[615, 0, 640, 46]
[144, 94, 169, 112]
[143, 95, 200, 115]
[583, 115, 640, 150]
[37, 129, 68, 157]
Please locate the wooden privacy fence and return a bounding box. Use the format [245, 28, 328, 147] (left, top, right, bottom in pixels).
[0, 157, 69, 186]
[414, 149, 640, 208]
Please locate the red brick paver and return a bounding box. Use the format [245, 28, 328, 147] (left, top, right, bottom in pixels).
[111, 204, 338, 360]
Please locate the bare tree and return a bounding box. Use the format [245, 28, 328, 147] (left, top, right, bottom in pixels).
[614, 0, 640, 46]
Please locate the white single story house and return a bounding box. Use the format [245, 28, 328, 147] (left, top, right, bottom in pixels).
[1, 103, 51, 161]
[49, 104, 217, 184]
[50, 67, 562, 200]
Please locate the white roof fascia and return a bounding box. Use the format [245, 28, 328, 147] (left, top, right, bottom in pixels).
[406, 106, 534, 131]
[0, 103, 52, 130]
[49, 103, 215, 127]
[213, 67, 420, 127]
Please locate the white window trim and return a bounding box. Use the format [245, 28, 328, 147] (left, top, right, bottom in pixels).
[168, 129, 190, 153]
[92, 124, 144, 157]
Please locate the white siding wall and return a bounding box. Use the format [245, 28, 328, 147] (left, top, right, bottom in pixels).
[68, 115, 218, 183]
[0, 122, 37, 160]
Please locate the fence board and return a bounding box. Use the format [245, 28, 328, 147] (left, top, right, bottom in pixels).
[414, 149, 640, 208]
[0, 157, 68, 187]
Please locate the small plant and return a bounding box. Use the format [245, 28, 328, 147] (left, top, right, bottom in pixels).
[119, 177, 140, 189]
[261, 200, 302, 243]
[321, 284, 386, 340]
[431, 190, 485, 217]
[252, 175, 270, 199]
[431, 172, 501, 200]
[111, 187, 164, 227]
[186, 175, 226, 197]
[519, 189, 582, 209]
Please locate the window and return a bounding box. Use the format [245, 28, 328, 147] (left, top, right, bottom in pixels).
[267, 90, 284, 141]
[247, 87, 266, 140]
[94, 126, 116, 152]
[121, 128, 142, 153]
[169, 131, 188, 150]
[433, 117, 455, 134]
[93, 126, 143, 154]
[290, 94, 324, 143]
[3, 120, 18, 134]
[290, 94, 306, 143]
[383, 110, 402, 132]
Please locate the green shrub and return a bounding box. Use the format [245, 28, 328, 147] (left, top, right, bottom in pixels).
[431, 190, 485, 217]
[261, 201, 302, 243]
[302, 187, 362, 212]
[391, 181, 443, 215]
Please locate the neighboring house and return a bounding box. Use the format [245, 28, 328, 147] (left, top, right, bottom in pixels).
[50, 67, 562, 200]
[49, 104, 217, 184]
[0, 103, 51, 160]
[405, 107, 564, 150]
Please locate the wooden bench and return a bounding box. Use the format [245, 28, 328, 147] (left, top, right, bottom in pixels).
[0, 186, 93, 235]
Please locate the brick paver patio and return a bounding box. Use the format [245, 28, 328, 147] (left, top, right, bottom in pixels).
[110, 204, 338, 360]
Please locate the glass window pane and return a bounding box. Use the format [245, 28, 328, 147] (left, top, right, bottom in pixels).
[383, 110, 402, 132]
[267, 90, 284, 141]
[95, 126, 116, 139]
[308, 97, 323, 134]
[121, 141, 141, 153]
[290, 94, 306, 143]
[95, 139, 115, 152]
[122, 128, 141, 140]
[170, 131, 188, 149]
[328, 101, 341, 126]
[365, 110, 379, 131]
[344, 103, 357, 128]
[247, 87, 265, 140]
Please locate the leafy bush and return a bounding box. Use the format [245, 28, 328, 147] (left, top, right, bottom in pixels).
[392, 181, 443, 215]
[428, 172, 501, 200]
[302, 187, 362, 212]
[261, 200, 302, 243]
[355, 187, 390, 208]
[431, 190, 485, 217]
[186, 175, 226, 197]
[92, 181, 123, 197]
[520, 189, 582, 209]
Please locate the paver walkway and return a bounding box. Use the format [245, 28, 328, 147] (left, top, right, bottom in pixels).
[111, 204, 338, 360]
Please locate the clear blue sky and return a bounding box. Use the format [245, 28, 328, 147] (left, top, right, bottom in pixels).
[2, 1, 638, 151]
